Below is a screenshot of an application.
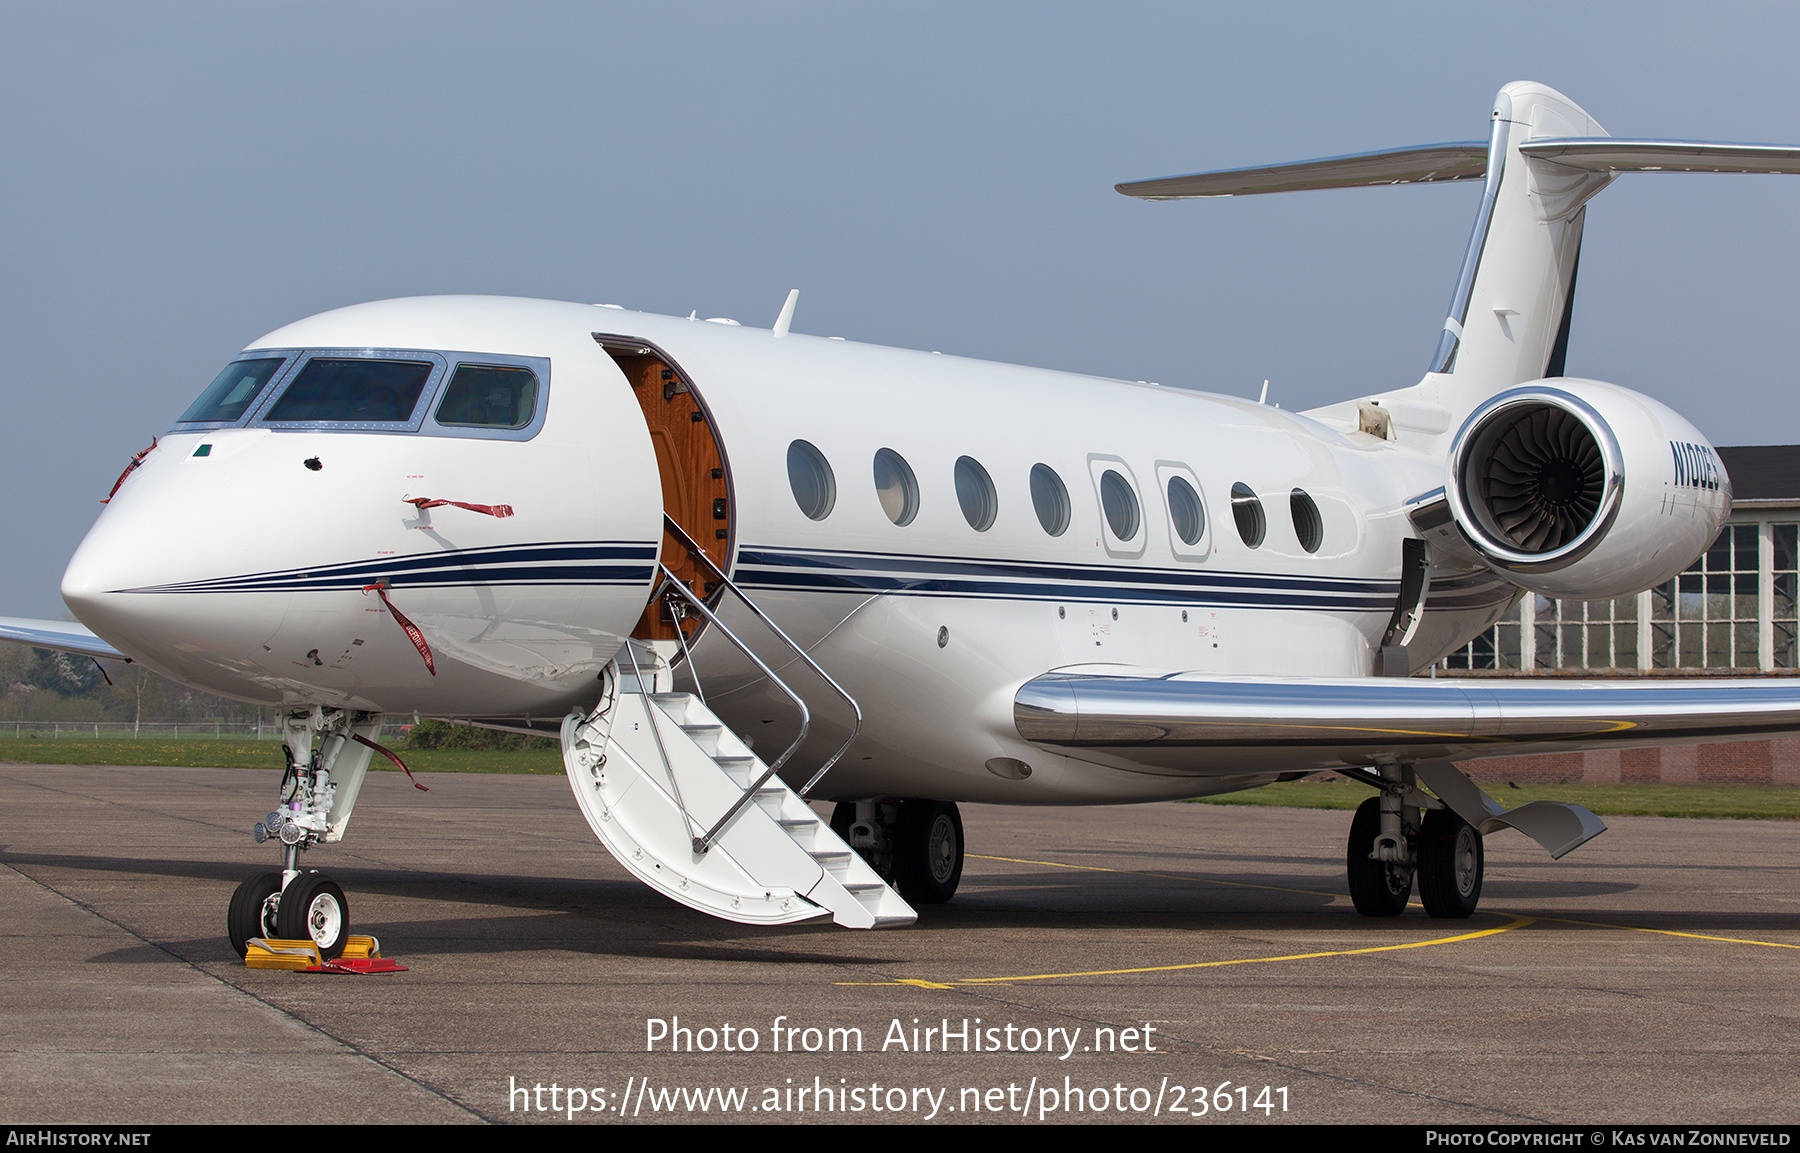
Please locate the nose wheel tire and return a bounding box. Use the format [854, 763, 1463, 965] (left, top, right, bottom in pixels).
[275, 871, 350, 960]
[1417, 807, 1484, 918]
[1346, 797, 1413, 917]
[227, 871, 283, 957]
[894, 800, 963, 905]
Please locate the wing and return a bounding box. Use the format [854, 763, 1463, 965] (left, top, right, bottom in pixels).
[1015, 667, 1800, 775]
[1015, 667, 1800, 860]
[0, 616, 126, 662]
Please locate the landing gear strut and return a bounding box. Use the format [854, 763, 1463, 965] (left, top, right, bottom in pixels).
[1343, 764, 1486, 919]
[228, 707, 380, 960]
[832, 798, 965, 905]
[1346, 796, 1413, 916]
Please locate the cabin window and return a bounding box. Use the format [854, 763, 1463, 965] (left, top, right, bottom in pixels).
[1100, 469, 1140, 542]
[1291, 489, 1324, 553]
[788, 439, 836, 520]
[434, 364, 538, 429]
[1030, 463, 1070, 536]
[1168, 476, 1206, 546]
[873, 448, 920, 526]
[177, 357, 289, 425]
[263, 358, 434, 424]
[1232, 482, 1266, 548]
[954, 456, 998, 531]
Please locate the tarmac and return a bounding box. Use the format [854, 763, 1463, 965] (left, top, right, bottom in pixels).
[2, 760, 1797, 1126]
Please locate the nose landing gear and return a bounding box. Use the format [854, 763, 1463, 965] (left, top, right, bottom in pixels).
[228, 707, 380, 961]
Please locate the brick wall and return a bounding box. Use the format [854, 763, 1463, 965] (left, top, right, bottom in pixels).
[1456, 737, 1800, 785]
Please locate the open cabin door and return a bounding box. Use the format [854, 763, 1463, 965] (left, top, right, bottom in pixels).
[594, 335, 734, 642]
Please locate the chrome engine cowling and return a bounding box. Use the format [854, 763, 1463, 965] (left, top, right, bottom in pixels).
[1444, 380, 1729, 600]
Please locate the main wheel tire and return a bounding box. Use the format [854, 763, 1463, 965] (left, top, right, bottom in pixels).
[276, 871, 350, 960]
[893, 800, 963, 904]
[227, 871, 282, 958]
[1346, 797, 1413, 917]
[1417, 807, 1484, 918]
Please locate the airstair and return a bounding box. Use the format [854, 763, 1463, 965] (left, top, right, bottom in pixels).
[560, 530, 915, 928]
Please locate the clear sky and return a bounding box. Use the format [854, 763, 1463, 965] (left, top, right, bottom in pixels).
[3, 2, 1797, 617]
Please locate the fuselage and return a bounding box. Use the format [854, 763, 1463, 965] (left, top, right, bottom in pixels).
[62, 296, 1519, 804]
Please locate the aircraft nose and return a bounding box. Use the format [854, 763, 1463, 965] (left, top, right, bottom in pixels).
[59, 435, 291, 691]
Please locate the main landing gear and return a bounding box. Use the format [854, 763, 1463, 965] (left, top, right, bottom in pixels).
[831, 799, 965, 905]
[1344, 765, 1484, 919]
[227, 707, 378, 960]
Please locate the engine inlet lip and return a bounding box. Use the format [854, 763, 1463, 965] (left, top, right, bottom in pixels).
[1446, 386, 1625, 574]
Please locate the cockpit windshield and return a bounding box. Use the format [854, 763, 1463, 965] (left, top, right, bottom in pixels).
[177, 357, 287, 424]
[171, 348, 548, 439]
[262, 358, 434, 423]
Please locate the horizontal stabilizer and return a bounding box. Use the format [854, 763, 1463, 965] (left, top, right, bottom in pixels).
[1119, 137, 1800, 201]
[1116, 141, 1488, 199]
[1518, 138, 1800, 174]
[0, 616, 124, 661]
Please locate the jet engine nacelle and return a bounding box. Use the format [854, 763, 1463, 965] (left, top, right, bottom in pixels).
[1444, 379, 1729, 601]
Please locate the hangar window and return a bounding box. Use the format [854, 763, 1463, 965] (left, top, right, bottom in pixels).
[177, 357, 289, 425]
[873, 448, 919, 526]
[434, 364, 538, 429]
[788, 439, 836, 521]
[1031, 463, 1071, 537]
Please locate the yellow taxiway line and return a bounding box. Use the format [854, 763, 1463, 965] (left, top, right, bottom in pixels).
[836, 851, 1798, 988]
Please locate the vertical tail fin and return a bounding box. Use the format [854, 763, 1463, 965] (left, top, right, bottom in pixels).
[1426, 82, 1612, 402]
[1117, 81, 1800, 438]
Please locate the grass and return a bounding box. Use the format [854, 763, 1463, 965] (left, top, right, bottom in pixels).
[0, 737, 563, 775]
[5, 737, 1798, 818]
[1189, 777, 1800, 820]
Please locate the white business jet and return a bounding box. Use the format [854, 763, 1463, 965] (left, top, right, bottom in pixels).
[7, 81, 1800, 958]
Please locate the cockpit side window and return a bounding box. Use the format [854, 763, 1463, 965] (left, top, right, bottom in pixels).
[176, 357, 289, 425]
[263, 358, 435, 424]
[434, 364, 538, 429]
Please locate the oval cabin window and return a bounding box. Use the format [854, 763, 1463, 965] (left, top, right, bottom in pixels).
[1100, 469, 1140, 542]
[1291, 488, 1323, 553]
[1231, 482, 1265, 548]
[1168, 475, 1206, 546]
[873, 448, 920, 526]
[1030, 463, 1070, 536]
[954, 456, 998, 532]
[787, 440, 836, 521]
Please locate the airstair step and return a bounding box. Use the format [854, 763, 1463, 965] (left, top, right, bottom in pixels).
[563, 687, 915, 931]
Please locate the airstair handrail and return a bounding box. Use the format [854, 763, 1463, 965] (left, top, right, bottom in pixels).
[660, 515, 864, 798]
[651, 565, 811, 854]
